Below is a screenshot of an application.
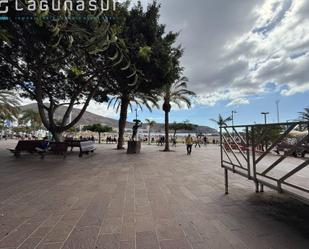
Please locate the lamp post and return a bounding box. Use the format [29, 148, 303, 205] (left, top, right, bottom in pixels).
[231, 110, 237, 126]
[261, 112, 269, 124]
[276, 100, 280, 123]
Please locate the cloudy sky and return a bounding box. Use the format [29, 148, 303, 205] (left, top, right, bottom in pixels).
[124, 0, 309, 127]
[24, 0, 308, 128]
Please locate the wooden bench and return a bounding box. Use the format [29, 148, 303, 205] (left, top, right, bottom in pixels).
[8, 140, 46, 158]
[79, 141, 96, 157]
[65, 139, 81, 152]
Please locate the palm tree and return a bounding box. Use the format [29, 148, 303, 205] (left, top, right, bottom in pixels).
[20, 109, 42, 130]
[108, 92, 159, 150]
[162, 76, 196, 151]
[210, 114, 232, 127]
[145, 119, 156, 145]
[299, 108, 309, 121]
[0, 90, 20, 120]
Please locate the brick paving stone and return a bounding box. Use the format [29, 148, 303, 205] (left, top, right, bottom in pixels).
[0, 142, 308, 249]
[155, 219, 185, 241]
[61, 226, 100, 249]
[43, 220, 76, 243]
[136, 231, 160, 249]
[119, 240, 135, 249]
[120, 223, 135, 241]
[0, 222, 41, 248]
[17, 237, 41, 249]
[36, 242, 63, 249]
[135, 215, 155, 233]
[100, 218, 122, 234]
[159, 238, 192, 249]
[95, 233, 120, 249]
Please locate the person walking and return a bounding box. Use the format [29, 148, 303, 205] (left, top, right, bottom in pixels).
[172, 136, 177, 147]
[203, 136, 208, 146]
[185, 134, 193, 155]
[195, 136, 201, 148]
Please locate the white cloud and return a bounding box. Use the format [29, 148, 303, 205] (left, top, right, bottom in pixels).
[21, 0, 309, 111]
[219, 0, 309, 102]
[195, 87, 264, 107]
[76, 101, 118, 118]
[226, 98, 250, 107]
[281, 82, 309, 96]
[156, 0, 309, 106]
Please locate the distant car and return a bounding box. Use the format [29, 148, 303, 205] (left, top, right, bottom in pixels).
[275, 141, 308, 158]
[298, 144, 309, 157]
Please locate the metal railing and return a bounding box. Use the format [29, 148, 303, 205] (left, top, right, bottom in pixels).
[220, 121, 309, 205]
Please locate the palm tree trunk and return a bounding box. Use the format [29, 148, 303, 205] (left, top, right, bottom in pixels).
[98, 132, 101, 144]
[164, 110, 170, 151]
[117, 96, 129, 150]
[0, 119, 3, 140]
[148, 129, 151, 145]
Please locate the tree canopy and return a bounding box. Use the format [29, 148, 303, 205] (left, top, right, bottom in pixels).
[0, 90, 20, 121]
[170, 121, 197, 137]
[19, 109, 42, 130]
[210, 115, 232, 127]
[84, 123, 113, 143]
[0, 0, 191, 145]
[100, 1, 184, 149]
[84, 124, 113, 133]
[0, 1, 135, 141]
[299, 108, 309, 122]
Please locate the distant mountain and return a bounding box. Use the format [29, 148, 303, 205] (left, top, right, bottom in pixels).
[21, 103, 218, 134]
[21, 103, 127, 128]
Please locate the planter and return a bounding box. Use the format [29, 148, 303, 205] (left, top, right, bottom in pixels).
[127, 141, 141, 154]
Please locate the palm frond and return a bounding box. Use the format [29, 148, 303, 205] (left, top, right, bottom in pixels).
[0, 91, 21, 120]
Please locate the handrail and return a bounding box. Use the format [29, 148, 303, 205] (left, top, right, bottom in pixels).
[221, 121, 309, 129]
[220, 121, 309, 205]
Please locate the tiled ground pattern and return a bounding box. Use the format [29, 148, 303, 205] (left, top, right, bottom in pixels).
[0, 141, 309, 249]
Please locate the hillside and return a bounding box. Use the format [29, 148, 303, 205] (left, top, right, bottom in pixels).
[21, 103, 218, 134]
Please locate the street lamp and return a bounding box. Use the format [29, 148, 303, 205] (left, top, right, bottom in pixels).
[261, 112, 270, 124]
[231, 110, 237, 126]
[275, 100, 280, 123]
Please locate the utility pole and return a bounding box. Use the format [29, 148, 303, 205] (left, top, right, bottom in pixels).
[231, 110, 237, 126]
[276, 100, 280, 123]
[261, 112, 269, 124]
[135, 109, 138, 120]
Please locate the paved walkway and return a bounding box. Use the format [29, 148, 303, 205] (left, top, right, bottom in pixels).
[0, 140, 309, 249]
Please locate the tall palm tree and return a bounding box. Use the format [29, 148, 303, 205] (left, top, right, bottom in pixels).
[145, 119, 156, 145]
[108, 92, 159, 150]
[0, 90, 20, 120]
[299, 107, 309, 121]
[20, 109, 42, 130]
[162, 76, 196, 151]
[210, 114, 232, 127]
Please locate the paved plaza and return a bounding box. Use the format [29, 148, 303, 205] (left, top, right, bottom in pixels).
[0, 140, 309, 249]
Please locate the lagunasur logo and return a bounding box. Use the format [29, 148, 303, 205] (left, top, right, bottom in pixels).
[0, 0, 118, 14]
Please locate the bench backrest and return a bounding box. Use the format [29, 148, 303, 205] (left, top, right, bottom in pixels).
[15, 140, 42, 152]
[65, 140, 82, 147]
[80, 141, 96, 151]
